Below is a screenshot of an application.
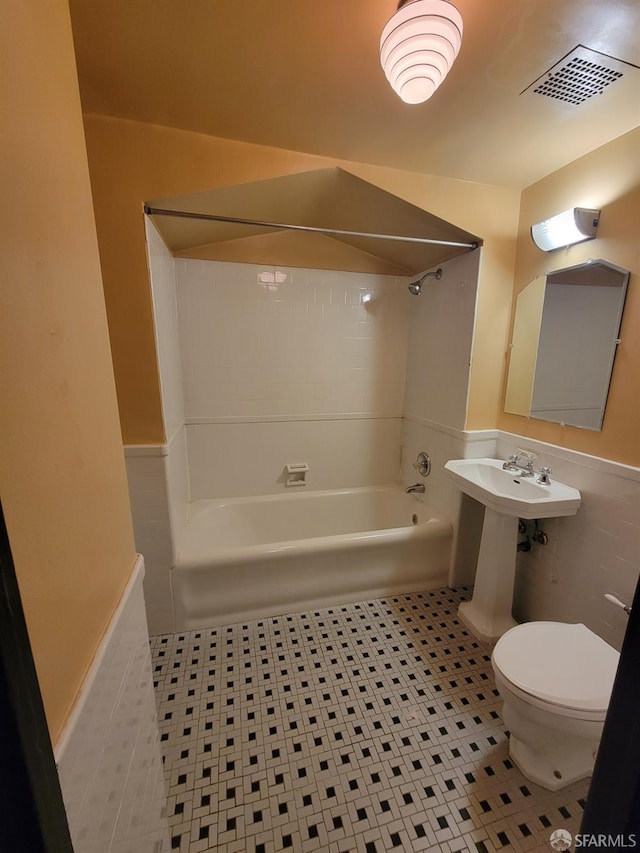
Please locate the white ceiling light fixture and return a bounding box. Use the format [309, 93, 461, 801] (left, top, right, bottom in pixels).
[530, 207, 600, 252]
[380, 0, 463, 105]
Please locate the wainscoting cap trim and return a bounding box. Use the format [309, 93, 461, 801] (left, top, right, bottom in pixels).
[403, 414, 499, 443]
[185, 413, 403, 425]
[53, 555, 145, 764]
[464, 429, 501, 443]
[498, 431, 640, 483]
[124, 444, 169, 457]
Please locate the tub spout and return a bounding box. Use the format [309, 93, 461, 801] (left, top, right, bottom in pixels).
[406, 483, 425, 494]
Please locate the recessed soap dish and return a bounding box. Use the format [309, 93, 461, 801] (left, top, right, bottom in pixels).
[285, 463, 309, 487]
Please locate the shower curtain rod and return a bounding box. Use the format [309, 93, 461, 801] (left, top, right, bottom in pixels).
[143, 205, 478, 250]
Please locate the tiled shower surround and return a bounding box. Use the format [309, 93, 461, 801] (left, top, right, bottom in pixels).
[151, 588, 586, 852]
[175, 259, 410, 422]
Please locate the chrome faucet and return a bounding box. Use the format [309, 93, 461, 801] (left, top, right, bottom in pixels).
[502, 450, 536, 477]
[502, 454, 520, 472]
[521, 458, 535, 476]
[405, 483, 425, 494]
[537, 466, 553, 485]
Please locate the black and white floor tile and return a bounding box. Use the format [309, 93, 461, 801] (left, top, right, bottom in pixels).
[151, 588, 588, 852]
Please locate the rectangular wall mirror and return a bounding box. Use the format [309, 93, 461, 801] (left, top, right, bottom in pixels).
[504, 259, 630, 431]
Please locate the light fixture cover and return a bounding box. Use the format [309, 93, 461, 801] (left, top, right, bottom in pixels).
[380, 0, 463, 104]
[530, 207, 600, 252]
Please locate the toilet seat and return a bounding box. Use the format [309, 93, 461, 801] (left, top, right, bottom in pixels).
[492, 621, 619, 714]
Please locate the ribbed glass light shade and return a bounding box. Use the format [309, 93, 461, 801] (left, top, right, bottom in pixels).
[380, 0, 463, 104]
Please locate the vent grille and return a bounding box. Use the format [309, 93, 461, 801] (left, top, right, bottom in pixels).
[521, 45, 634, 108]
[534, 55, 622, 105]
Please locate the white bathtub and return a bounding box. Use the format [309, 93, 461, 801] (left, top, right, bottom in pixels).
[172, 485, 452, 630]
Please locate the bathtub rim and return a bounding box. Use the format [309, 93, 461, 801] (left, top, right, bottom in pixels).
[176, 484, 452, 572]
[184, 483, 430, 517]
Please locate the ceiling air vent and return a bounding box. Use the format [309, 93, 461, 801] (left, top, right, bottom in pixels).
[521, 45, 633, 108]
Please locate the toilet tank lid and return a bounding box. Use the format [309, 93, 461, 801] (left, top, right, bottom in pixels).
[492, 622, 620, 712]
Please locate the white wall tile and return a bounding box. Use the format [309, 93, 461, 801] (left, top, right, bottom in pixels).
[400, 417, 488, 588]
[403, 251, 480, 431]
[400, 244, 489, 588]
[172, 259, 412, 498]
[175, 260, 410, 421]
[146, 218, 184, 441]
[165, 424, 189, 540]
[125, 452, 175, 635]
[187, 417, 402, 500]
[498, 433, 640, 649]
[56, 559, 170, 853]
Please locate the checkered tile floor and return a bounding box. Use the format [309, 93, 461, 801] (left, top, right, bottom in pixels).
[151, 588, 588, 852]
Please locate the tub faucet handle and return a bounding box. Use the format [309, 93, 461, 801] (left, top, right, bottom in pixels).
[412, 452, 431, 477]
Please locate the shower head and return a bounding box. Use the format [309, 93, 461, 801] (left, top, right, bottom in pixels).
[408, 267, 443, 295]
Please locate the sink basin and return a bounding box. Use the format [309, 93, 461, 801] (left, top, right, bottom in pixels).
[444, 458, 581, 519]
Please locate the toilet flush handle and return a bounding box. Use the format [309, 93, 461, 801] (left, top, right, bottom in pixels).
[604, 593, 631, 615]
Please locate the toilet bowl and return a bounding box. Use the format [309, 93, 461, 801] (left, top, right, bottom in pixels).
[491, 621, 619, 791]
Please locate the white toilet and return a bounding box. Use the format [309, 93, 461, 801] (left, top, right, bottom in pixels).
[491, 621, 619, 791]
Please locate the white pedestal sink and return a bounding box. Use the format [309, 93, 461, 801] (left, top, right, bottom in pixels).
[444, 458, 581, 642]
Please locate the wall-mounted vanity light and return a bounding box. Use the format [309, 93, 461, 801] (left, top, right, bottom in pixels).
[530, 207, 600, 252]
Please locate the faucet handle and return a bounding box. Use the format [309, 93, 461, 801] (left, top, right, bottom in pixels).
[502, 454, 518, 470]
[537, 466, 553, 484]
[502, 454, 519, 470]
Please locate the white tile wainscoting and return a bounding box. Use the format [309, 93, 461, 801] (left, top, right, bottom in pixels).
[402, 420, 640, 651]
[496, 433, 640, 651]
[126, 418, 640, 653]
[125, 441, 178, 637]
[401, 417, 497, 589]
[55, 557, 170, 852]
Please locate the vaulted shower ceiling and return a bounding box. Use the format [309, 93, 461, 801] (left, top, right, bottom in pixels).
[147, 168, 480, 275]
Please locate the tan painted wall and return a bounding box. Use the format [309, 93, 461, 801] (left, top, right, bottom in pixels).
[82, 114, 521, 443]
[498, 128, 640, 465]
[0, 1, 137, 741]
